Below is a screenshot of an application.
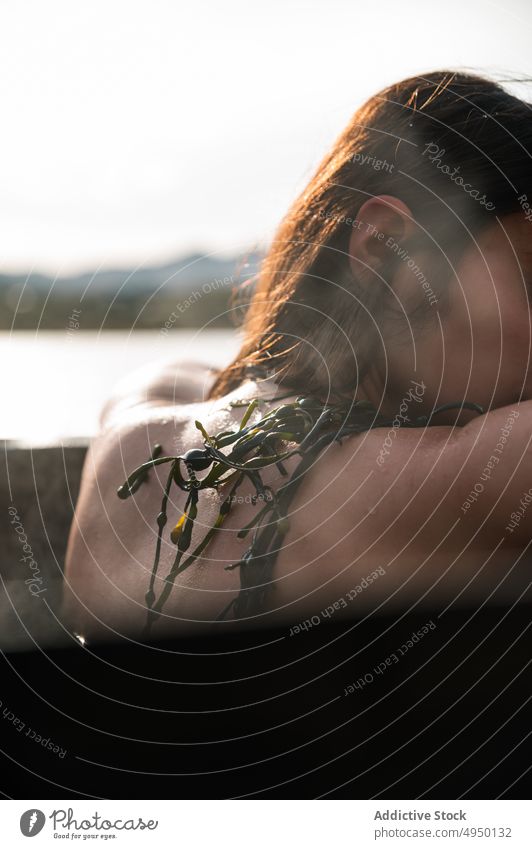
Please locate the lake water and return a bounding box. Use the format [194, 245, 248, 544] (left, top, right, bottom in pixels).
[1, 330, 241, 443]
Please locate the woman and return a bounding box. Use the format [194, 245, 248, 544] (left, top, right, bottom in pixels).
[64, 69, 532, 643]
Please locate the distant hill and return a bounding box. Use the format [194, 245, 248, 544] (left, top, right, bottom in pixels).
[0, 251, 263, 330]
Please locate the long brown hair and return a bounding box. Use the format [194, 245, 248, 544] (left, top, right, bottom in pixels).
[208, 70, 532, 401]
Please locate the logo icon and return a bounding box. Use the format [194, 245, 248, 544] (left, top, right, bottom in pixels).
[20, 810, 46, 837]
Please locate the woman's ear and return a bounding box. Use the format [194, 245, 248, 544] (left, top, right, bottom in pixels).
[348, 195, 415, 282]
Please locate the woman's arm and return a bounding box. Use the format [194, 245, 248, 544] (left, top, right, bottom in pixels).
[99, 359, 219, 428]
[453, 398, 532, 544]
[267, 399, 532, 622]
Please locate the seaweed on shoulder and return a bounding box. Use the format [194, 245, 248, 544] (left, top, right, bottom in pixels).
[116, 384, 483, 637]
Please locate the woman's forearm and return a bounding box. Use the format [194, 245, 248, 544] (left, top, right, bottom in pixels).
[454, 398, 532, 543]
[99, 359, 219, 427]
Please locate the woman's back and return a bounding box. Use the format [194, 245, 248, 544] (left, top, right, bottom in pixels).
[63, 367, 532, 644]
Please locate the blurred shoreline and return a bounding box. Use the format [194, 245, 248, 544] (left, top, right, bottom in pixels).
[0, 251, 261, 331]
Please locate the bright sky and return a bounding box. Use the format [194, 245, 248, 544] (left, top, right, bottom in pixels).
[1, 0, 530, 274]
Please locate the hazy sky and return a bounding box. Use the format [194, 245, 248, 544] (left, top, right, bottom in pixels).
[1, 0, 531, 274]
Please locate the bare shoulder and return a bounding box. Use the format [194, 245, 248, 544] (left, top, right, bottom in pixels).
[63, 377, 287, 638]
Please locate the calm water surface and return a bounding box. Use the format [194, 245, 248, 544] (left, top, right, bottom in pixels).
[2, 330, 240, 442]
